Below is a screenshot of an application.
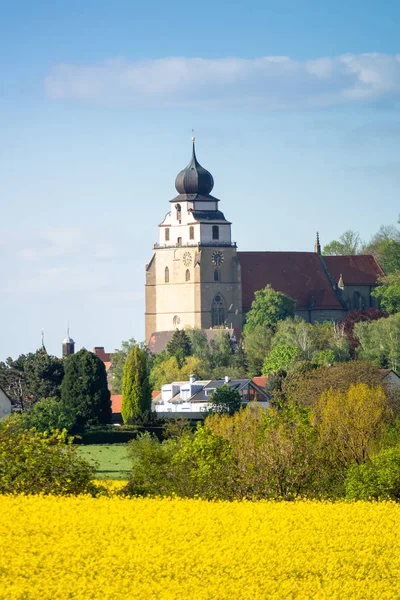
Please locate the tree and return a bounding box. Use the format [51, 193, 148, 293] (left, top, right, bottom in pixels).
[314, 383, 390, 470]
[262, 344, 300, 375]
[111, 338, 137, 394]
[323, 230, 362, 256]
[243, 324, 274, 376]
[346, 445, 400, 501]
[372, 271, 400, 314]
[210, 331, 234, 369]
[209, 385, 242, 416]
[341, 308, 389, 356]
[17, 397, 75, 432]
[166, 329, 192, 367]
[243, 285, 296, 335]
[121, 345, 152, 424]
[363, 221, 400, 274]
[61, 349, 111, 430]
[0, 419, 97, 495]
[186, 328, 212, 363]
[282, 361, 386, 410]
[355, 313, 400, 372]
[0, 350, 64, 410]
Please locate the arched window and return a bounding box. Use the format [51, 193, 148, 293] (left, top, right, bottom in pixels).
[165, 267, 169, 283]
[212, 295, 225, 327]
[185, 269, 190, 282]
[214, 269, 219, 281]
[212, 225, 219, 240]
[189, 226, 194, 240]
[165, 228, 170, 241]
[175, 203, 181, 222]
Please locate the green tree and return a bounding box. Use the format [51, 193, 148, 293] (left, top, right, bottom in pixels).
[0, 350, 64, 410]
[186, 328, 212, 363]
[346, 445, 400, 501]
[262, 344, 300, 375]
[121, 345, 152, 424]
[372, 271, 400, 314]
[323, 230, 362, 255]
[355, 313, 400, 372]
[0, 420, 97, 495]
[363, 221, 400, 274]
[18, 397, 75, 432]
[209, 385, 242, 416]
[243, 324, 274, 376]
[111, 338, 137, 394]
[243, 285, 296, 335]
[166, 329, 192, 367]
[210, 331, 234, 369]
[61, 349, 111, 430]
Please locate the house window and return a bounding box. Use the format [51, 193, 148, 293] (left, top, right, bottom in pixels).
[189, 226, 194, 240]
[212, 225, 219, 240]
[214, 269, 219, 282]
[177, 237, 182, 246]
[165, 267, 169, 283]
[185, 269, 190, 282]
[165, 228, 170, 241]
[211, 294, 225, 327]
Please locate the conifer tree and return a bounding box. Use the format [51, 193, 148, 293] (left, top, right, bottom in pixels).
[60, 349, 111, 429]
[166, 329, 192, 367]
[121, 345, 152, 424]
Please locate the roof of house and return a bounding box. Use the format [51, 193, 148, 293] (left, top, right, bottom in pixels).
[238, 251, 342, 312]
[324, 255, 384, 285]
[252, 376, 267, 388]
[189, 379, 269, 403]
[93, 347, 111, 362]
[110, 395, 122, 414]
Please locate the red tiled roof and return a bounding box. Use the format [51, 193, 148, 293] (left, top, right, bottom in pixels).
[148, 328, 237, 353]
[152, 390, 161, 400]
[252, 376, 267, 388]
[93, 347, 111, 362]
[324, 255, 384, 286]
[238, 252, 343, 312]
[111, 395, 122, 413]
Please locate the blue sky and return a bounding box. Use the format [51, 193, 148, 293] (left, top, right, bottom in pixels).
[1, 0, 400, 360]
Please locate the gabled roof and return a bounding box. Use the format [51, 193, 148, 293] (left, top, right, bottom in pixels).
[238, 251, 343, 312]
[324, 255, 384, 285]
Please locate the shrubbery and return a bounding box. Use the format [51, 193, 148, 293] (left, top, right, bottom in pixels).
[0, 420, 98, 495]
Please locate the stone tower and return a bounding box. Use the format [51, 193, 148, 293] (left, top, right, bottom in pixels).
[145, 140, 242, 342]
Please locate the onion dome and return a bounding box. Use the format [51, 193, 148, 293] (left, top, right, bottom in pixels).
[62, 335, 75, 345]
[175, 139, 214, 195]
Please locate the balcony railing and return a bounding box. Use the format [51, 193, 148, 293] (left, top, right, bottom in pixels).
[154, 241, 237, 249]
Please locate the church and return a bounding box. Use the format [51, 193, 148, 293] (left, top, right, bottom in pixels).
[145, 141, 383, 348]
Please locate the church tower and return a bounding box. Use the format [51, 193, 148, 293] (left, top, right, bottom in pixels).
[145, 140, 242, 342]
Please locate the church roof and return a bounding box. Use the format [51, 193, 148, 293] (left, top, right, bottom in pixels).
[324, 255, 384, 285]
[238, 252, 383, 313]
[190, 210, 230, 223]
[175, 140, 214, 196]
[238, 252, 343, 312]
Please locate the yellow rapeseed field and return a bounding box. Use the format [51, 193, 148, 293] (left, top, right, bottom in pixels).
[0, 496, 399, 600]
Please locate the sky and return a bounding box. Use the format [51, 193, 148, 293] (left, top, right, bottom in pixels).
[1, 0, 400, 360]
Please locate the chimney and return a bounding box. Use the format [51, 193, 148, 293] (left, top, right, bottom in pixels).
[224, 376, 231, 384]
[189, 375, 196, 385]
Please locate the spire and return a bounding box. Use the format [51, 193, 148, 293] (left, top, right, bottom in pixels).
[40, 329, 48, 355]
[314, 232, 321, 255]
[62, 324, 75, 358]
[175, 138, 214, 196]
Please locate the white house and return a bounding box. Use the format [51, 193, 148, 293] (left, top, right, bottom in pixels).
[0, 387, 12, 419]
[153, 376, 269, 419]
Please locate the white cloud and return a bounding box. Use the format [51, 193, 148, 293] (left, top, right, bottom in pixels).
[44, 53, 400, 109]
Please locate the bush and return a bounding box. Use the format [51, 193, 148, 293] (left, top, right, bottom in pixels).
[346, 445, 400, 501]
[17, 397, 75, 432]
[0, 420, 98, 495]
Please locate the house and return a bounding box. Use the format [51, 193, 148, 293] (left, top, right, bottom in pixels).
[0, 387, 12, 419]
[152, 376, 269, 419]
[380, 369, 400, 392]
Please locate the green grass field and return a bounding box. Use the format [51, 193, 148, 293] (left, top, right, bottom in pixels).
[77, 444, 131, 480]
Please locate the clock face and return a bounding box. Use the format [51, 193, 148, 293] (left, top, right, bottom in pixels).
[183, 251, 192, 267]
[212, 250, 224, 266]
